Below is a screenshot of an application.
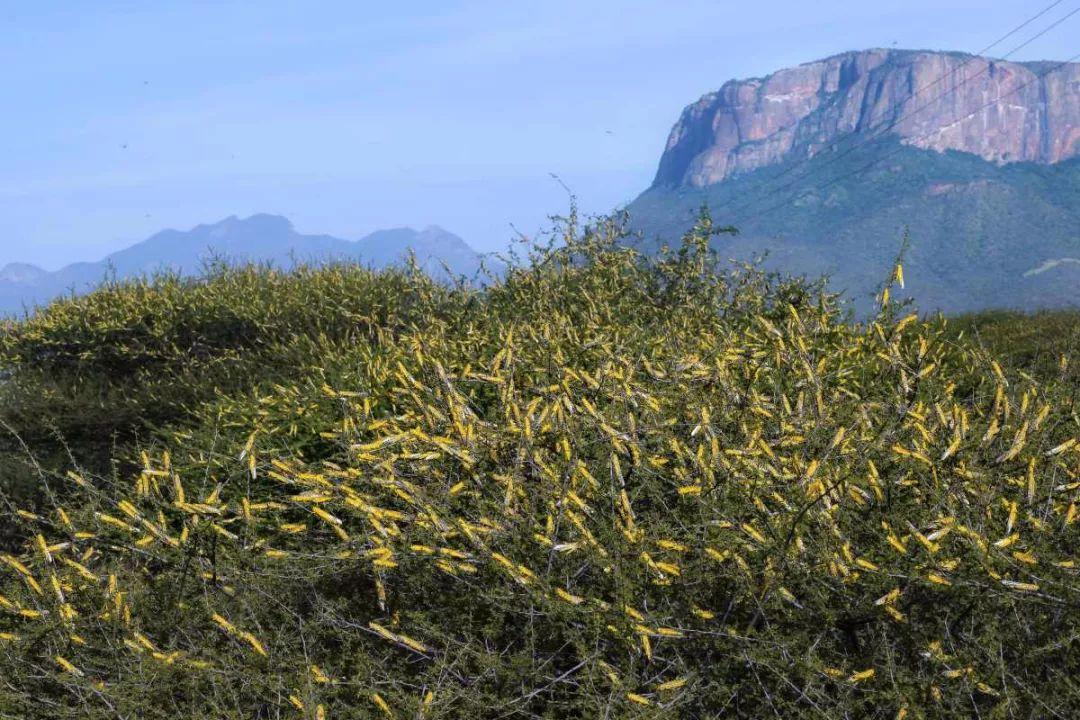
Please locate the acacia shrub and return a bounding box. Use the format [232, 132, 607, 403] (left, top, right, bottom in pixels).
[0, 215, 1078, 718]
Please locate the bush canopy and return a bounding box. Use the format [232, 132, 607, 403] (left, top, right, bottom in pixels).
[0, 212, 1078, 718]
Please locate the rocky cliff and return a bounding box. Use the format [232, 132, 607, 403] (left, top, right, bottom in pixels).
[653, 49, 1080, 188]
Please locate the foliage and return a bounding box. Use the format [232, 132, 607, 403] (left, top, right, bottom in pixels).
[0, 213, 1078, 718]
[947, 309, 1080, 390]
[0, 261, 457, 510]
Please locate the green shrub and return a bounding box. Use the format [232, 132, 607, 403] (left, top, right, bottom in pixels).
[0, 261, 459, 509]
[0, 214, 1078, 718]
[948, 309, 1080, 389]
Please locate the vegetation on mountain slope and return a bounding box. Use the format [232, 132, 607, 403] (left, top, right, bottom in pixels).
[629, 140, 1080, 315]
[0, 213, 1079, 718]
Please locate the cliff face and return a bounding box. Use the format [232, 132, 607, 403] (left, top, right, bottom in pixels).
[653, 49, 1080, 188]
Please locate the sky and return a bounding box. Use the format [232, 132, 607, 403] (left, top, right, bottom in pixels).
[1, 0, 1075, 269]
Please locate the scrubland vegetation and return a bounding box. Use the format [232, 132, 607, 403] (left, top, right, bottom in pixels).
[0, 212, 1078, 718]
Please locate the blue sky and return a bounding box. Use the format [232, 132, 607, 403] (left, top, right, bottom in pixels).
[2, 0, 1074, 269]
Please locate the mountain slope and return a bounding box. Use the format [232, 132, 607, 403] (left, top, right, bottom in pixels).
[628, 49, 1080, 314]
[0, 216, 493, 316]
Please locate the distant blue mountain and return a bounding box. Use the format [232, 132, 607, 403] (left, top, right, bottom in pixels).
[0, 214, 497, 316]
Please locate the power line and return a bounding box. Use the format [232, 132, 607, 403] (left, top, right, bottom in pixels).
[704, 1, 1077, 221]
[718, 4, 1079, 222]
[743, 0, 1070, 189]
[728, 51, 1080, 228]
[967, 0, 1069, 56]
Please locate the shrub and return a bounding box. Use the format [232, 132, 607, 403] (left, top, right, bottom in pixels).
[948, 309, 1080, 389]
[0, 261, 458, 509]
[0, 213, 1077, 718]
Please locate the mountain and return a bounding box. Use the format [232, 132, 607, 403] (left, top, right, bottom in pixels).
[0, 263, 48, 285]
[0, 215, 494, 316]
[628, 49, 1080, 314]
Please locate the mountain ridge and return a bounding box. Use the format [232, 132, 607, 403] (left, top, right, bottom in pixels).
[0, 215, 494, 316]
[0, 263, 48, 285]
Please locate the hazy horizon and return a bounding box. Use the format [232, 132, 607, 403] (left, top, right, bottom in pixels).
[4, 0, 1075, 270]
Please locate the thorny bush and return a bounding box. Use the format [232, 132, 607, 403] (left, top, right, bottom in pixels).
[0, 211, 1078, 718]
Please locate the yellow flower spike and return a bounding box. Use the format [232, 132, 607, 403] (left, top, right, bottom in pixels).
[656, 677, 687, 692]
[23, 574, 44, 596]
[371, 692, 393, 716]
[1011, 550, 1037, 565]
[34, 534, 54, 563]
[554, 588, 584, 605]
[241, 631, 268, 657]
[123, 632, 150, 653]
[211, 613, 237, 634]
[55, 655, 84, 677]
[640, 633, 652, 659]
[886, 533, 908, 555]
[1047, 438, 1077, 456]
[741, 523, 767, 544]
[875, 588, 901, 606]
[656, 539, 688, 553]
[849, 668, 875, 683]
[885, 606, 906, 622]
[65, 471, 89, 488]
[397, 633, 430, 654]
[993, 533, 1019, 548]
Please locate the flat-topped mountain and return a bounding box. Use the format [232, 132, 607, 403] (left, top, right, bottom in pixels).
[629, 49, 1080, 314]
[0, 215, 494, 316]
[654, 49, 1080, 188]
